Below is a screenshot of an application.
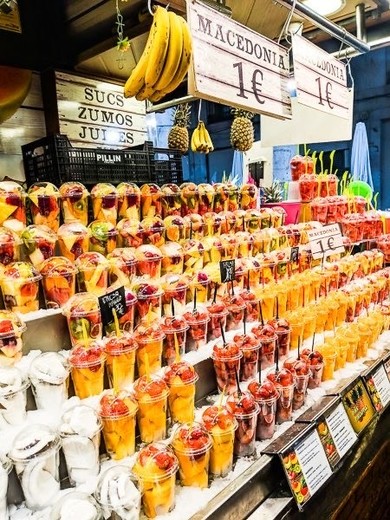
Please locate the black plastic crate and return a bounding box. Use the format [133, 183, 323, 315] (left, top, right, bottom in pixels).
[153, 148, 184, 186]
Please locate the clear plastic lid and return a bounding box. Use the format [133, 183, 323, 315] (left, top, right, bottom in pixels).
[50, 491, 102, 520]
[62, 292, 100, 317]
[99, 390, 138, 419]
[95, 465, 142, 508]
[0, 366, 28, 396]
[88, 220, 118, 240]
[58, 222, 90, 239]
[60, 404, 102, 438]
[40, 256, 77, 277]
[0, 309, 26, 337]
[29, 352, 69, 385]
[9, 423, 60, 463]
[28, 181, 60, 197]
[171, 422, 212, 454]
[69, 343, 106, 368]
[21, 224, 57, 244]
[59, 181, 89, 198]
[1, 261, 41, 282]
[132, 442, 178, 480]
[90, 183, 118, 198]
[0, 226, 22, 246]
[75, 252, 110, 271]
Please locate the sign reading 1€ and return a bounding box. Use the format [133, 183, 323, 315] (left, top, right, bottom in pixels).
[187, 0, 292, 119]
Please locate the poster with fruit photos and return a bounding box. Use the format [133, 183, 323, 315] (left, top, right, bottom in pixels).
[341, 379, 376, 434]
[383, 352, 390, 382]
[363, 363, 390, 414]
[281, 427, 332, 510]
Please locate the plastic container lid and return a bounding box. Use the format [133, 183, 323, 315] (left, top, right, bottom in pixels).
[0, 309, 26, 337]
[40, 256, 77, 277]
[59, 181, 89, 198]
[50, 491, 102, 520]
[75, 252, 110, 271]
[0, 226, 22, 246]
[62, 292, 100, 317]
[132, 442, 178, 480]
[69, 343, 106, 368]
[29, 352, 69, 385]
[0, 366, 28, 396]
[171, 422, 212, 454]
[9, 424, 60, 463]
[95, 465, 142, 508]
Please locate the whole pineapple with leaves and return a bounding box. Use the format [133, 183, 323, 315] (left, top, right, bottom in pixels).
[230, 108, 254, 152]
[261, 182, 284, 203]
[168, 103, 191, 154]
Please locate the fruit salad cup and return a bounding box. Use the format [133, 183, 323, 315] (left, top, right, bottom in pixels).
[226, 392, 259, 457]
[253, 325, 277, 369]
[0, 261, 41, 313]
[0, 226, 22, 265]
[29, 351, 69, 410]
[135, 244, 163, 279]
[301, 348, 324, 389]
[90, 183, 119, 225]
[51, 492, 102, 519]
[133, 318, 165, 376]
[132, 443, 178, 518]
[223, 293, 246, 332]
[160, 183, 182, 218]
[100, 390, 138, 459]
[203, 236, 223, 266]
[233, 332, 261, 382]
[88, 220, 118, 255]
[248, 379, 279, 440]
[211, 341, 243, 395]
[290, 154, 314, 181]
[141, 216, 165, 247]
[57, 222, 91, 261]
[40, 256, 77, 308]
[202, 404, 237, 477]
[140, 183, 162, 219]
[284, 358, 310, 411]
[0, 180, 26, 230]
[117, 182, 141, 221]
[164, 360, 198, 424]
[299, 174, 318, 203]
[133, 375, 170, 443]
[104, 332, 138, 390]
[107, 247, 137, 288]
[133, 280, 163, 323]
[213, 183, 229, 213]
[203, 211, 224, 237]
[161, 273, 188, 316]
[198, 183, 215, 215]
[116, 218, 143, 248]
[27, 181, 60, 231]
[207, 301, 229, 342]
[63, 292, 102, 348]
[164, 215, 185, 242]
[187, 271, 210, 303]
[75, 252, 110, 296]
[0, 366, 29, 427]
[268, 318, 291, 357]
[21, 224, 57, 269]
[183, 304, 210, 351]
[221, 211, 237, 234]
[180, 182, 199, 216]
[240, 183, 258, 210]
[0, 310, 26, 366]
[172, 422, 212, 488]
[59, 181, 89, 225]
[182, 239, 204, 276]
[160, 315, 189, 366]
[183, 213, 204, 240]
[69, 343, 106, 399]
[220, 233, 238, 260]
[267, 368, 296, 424]
[310, 197, 329, 224]
[160, 241, 184, 275]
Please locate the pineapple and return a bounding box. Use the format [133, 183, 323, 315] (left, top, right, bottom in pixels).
[168, 103, 191, 154]
[230, 109, 254, 152]
[261, 182, 284, 203]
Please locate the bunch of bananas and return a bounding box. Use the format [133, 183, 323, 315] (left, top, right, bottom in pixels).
[124, 6, 192, 103]
[191, 121, 214, 153]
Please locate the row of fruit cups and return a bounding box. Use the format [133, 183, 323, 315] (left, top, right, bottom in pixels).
[0, 180, 260, 232]
[310, 195, 369, 223]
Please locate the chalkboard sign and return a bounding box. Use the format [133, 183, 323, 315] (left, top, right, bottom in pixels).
[290, 246, 300, 263]
[98, 286, 127, 329]
[220, 259, 236, 283]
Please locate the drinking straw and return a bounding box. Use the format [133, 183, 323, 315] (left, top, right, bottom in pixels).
[311, 332, 316, 352]
[259, 300, 264, 326]
[171, 299, 175, 316]
[275, 296, 279, 319]
[218, 386, 226, 410]
[312, 151, 317, 174]
[242, 215, 245, 231]
[112, 308, 121, 337]
[329, 150, 335, 176]
[193, 287, 197, 312]
[220, 322, 227, 347]
[319, 151, 324, 175]
[246, 273, 250, 292]
[235, 370, 242, 397]
[275, 338, 279, 372]
[81, 319, 89, 346]
[190, 221, 193, 240]
[174, 333, 181, 363]
[213, 284, 218, 304]
[258, 350, 262, 384]
[243, 307, 247, 336]
[297, 335, 301, 361]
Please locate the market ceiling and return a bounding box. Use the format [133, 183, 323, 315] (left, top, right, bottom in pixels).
[1, 0, 390, 84]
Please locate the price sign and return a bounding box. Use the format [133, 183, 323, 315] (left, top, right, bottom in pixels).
[187, 0, 291, 119]
[98, 286, 127, 330]
[292, 34, 351, 120]
[220, 259, 235, 283]
[364, 363, 390, 414]
[290, 246, 300, 263]
[341, 378, 376, 435]
[306, 224, 345, 260]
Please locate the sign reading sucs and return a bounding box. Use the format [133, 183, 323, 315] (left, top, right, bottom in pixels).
[55, 71, 146, 148]
[187, 0, 291, 119]
[292, 35, 351, 119]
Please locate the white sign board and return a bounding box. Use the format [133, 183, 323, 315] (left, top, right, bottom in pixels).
[306, 223, 345, 259]
[55, 71, 146, 148]
[292, 34, 350, 120]
[187, 0, 291, 119]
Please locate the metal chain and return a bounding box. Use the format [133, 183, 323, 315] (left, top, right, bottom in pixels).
[115, 0, 129, 70]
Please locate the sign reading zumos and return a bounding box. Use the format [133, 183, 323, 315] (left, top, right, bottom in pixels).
[187, 0, 291, 119]
[292, 35, 351, 119]
[55, 71, 146, 148]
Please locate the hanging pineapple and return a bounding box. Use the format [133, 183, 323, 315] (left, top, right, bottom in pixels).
[168, 103, 191, 154]
[230, 109, 254, 152]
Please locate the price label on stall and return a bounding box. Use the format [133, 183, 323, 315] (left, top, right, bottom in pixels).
[187, 0, 291, 119]
[306, 223, 345, 260]
[98, 286, 127, 330]
[292, 34, 351, 119]
[220, 259, 236, 283]
[341, 378, 376, 435]
[363, 363, 390, 414]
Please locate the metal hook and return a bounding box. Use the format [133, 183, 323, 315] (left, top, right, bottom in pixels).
[197, 99, 202, 122]
[147, 0, 153, 16]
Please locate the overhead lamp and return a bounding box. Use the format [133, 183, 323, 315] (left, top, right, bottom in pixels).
[301, 0, 346, 17]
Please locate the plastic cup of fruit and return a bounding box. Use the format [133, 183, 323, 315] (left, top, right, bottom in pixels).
[57, 222, 90, 262]
[239, 289, 260, 322]
[0, 309, 26, 367]
[0, 455, 12, 518]
[212, 183, 229, 213]
[183, 213, 204, 240]
[320, 351, 337, 381]
[133, 375, 170, 443]
[88, 220, 118, 255]
[310, 197, 329, 224]
[140, 216, 165, 247]
[164, 360, 198, 424]
[198, 183, 215, 215]
[133, 321, 165, 377]
[302, 350, 324, 389]
[160, 241, 184, 275]
[29, 352, 69, 410]
[223, 294, 246, 332]
[1, 261, 41, 314]
[59, 181, 89, 225]
[107, 247, 137, 288]
[259, 334, 277, 369]
[299, 174, 318, 203]
[117, 182, 141, 221]
[211, 342, 243, 395]
[240, 183, 258, 210]
[226, 392, 259, 457]
[202, 237, 223, 267]
[90, 183, 119, 225]
[160, 315, 189, 367]
[95, 465, 142, 520]
[188, 271, 210, 303]
[171, 422, 212, 488]
[335, 340, 349, 370]
[63, 292, 102, 348]
[356, 326, 372, 358]
[267, 369, 296, 424]
[75, 252, 110, 297]
[133, 281, 163, 324]
[248, 379, 280, 440]
[288, 319, 304, 352]
[116, 218, 143, 248]
[271, 324, 291, 358]
[69, 343, 106, 399]
[104, 332, 138, 390]
[0, 180, 26, 229]
[180, 182, 199, 216]
[161, 273, 188, 316]
[160, 183, 181, 218]
[206, 301, 229, 342]
[140, 183, 162, 219]
[9, 424, 61, 511]
[51, 491, 102, 520]
[344, 334, 359, 363]
[60, 404, 102, 486]
[182, 239, 205, 276]
[40, 256, 77, 309]
[202, 404, 237, 477]
[135, 244, 163, 279]
[28, 181, 61, 231]
[286, 361, 310, 411]
[0, 226, 22, 266]
[100, 391, 138, 460]
[163, 215, 185, 242]
[183, 304, 210, 352]
[21, 224, 57, 269]
[233, 332, 261, 382]
[0, 367, 29, 428]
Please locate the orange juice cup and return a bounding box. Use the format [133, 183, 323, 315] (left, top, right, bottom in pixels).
[59, 181, 89, 225]
[40, 256, 77, 309]
[164, 361, 198, 424]
[57, 222, 90, 261]
[69, 343, 106, 399]
[104, 333, 137, 390]
[90, 183, 119, 225]
[1, 261, 41, 313]
[133, 322, 165, 377]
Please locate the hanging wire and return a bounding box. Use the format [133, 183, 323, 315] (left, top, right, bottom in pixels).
[147, 0, 154, 16]
[197, 99, 203, 122]
[336, 27, 355, 90]
[115, 0, 129, 69]
[277, 0, 298, 46]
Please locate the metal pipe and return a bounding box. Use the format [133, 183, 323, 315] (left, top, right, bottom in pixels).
[356, 3, 367, 42]
[146, 95, 198, 113]
[274, 0, 371, 54]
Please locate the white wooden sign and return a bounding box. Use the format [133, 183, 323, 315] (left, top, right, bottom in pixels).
[187, 0, 291, 119]
[55, 71, 146, 148]
[292, 34, 350, 120]
[306, 223, 345, 259]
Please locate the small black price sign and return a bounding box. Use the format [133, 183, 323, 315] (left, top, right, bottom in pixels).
[98, 286, 127, 329]
[220, 259, 236, 283]
[290, 246, 300, 263]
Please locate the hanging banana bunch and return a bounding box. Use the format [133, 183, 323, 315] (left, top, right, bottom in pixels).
[124, 5, 193, 102]
[191, 121, 214, 154]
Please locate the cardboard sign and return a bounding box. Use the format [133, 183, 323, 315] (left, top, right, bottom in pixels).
[306, 223, 345, 260]
[98, 286, 127, 330]
[292, 34, 350, 120]
[364, 363, 390, 414]
[220, 259, 235, 283]
[187, 0, 291, 119]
